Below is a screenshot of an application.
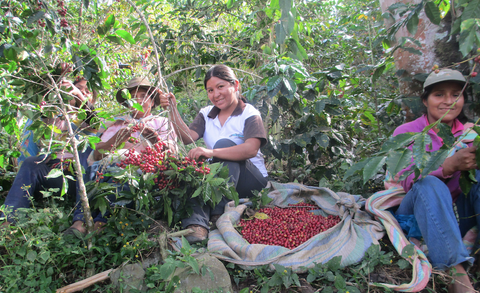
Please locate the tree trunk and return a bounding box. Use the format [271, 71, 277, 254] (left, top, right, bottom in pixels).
[378, 0, 467, 121]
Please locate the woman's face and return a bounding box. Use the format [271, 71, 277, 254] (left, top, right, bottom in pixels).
[206, 76, 239, 112]
[75, 80, 94, 103]
[423, 81, 464, 126]
[129, 88, 154, 119]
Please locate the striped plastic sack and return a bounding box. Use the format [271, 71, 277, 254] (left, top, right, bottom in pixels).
[366, 187, 431, 292]
[208, 181, 385, 272]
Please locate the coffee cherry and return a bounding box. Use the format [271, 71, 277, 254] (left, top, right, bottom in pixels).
[118, 141, 212, 190]
[60, 18, 69, 27]
[57, 8, 67, 17]
[472, 72, 478, 77]
[239, 203, 341, 250]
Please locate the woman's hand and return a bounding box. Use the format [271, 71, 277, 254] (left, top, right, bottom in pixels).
[442, 146, 477, 176]
[140, 125, 160, 144]
[157, 89, 177, 110]
[61, 80, 86, 107]
[188, 147, 214, 160]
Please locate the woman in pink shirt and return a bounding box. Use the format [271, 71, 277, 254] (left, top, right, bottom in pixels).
[394, 69, 477, 293]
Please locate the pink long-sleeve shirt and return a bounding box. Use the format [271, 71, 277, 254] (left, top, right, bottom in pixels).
[393, 115, 466, 202]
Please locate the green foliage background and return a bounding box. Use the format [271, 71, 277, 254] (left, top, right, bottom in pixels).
[0, 0, 480, 291]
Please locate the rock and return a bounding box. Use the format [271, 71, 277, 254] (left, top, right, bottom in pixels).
[142, 251, 162, 269]
[173, 253, 233, 293]
[110, 263, 146, 293]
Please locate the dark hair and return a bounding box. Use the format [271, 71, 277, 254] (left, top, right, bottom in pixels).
[420, 82, 468, 124]
[204, 65, 238, 88]
[204, 65, 246, 102]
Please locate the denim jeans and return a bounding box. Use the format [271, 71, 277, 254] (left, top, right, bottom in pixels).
[181, 139, 268, 229]
[2, 155, 77, 223]
[1, 148, 96, 224]
[396, 174, 479, 270]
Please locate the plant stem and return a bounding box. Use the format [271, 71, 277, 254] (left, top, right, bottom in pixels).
[367, 19, 382, 136]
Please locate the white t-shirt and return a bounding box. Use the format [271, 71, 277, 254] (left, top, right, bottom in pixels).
[189, 100, 268, 177]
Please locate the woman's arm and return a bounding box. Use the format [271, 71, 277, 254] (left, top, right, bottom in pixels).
[187, 137, 261, 161]
[93, 127, 134, 161]
[158, 90, 199, 144]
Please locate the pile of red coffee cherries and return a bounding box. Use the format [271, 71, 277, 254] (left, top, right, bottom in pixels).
[117, 141, 210, 190]
[239, 203, 341, 249]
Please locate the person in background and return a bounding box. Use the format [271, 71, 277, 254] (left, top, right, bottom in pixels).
[65, 77, 177, 235]
[158, 64, 269, 243]
[1, 76, 98, 227]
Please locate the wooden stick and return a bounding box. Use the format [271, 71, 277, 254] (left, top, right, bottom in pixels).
[56, 269, 113, 293]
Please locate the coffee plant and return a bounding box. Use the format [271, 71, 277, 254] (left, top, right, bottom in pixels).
[96, 141, 239, 226]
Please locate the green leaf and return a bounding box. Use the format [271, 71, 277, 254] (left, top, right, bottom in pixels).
[344, 158, 368, 180]
[46, 168, 63, 179]
[424, 1, 441, 25]
[0, 155, 4, 169]
[412, 133, 432, 170]
[38, 250, 50, 264]
[345, 286, 361, 293]
[460, 170, 475, 194]
[459, 25, 479, 57]
[104, 14, 115, 32]
[208, 177, 225, 186]
[314, 100, 326, 113]
[386, 149, 412, 177]
[397, 259, 411, 269]
[267, 76, 282, 92]
[268, 273, 283, 286]
[381, 133, 416, 152]
[275, 22, 287, 45]
[372, 64, 385, 83]
[461, 0, 480, 21]
[436, 123, 455, 147]
[191, 186, 203, 198]
[188, 258, 200, 274]
[88, 136, 101, 149]
[26, 11, 45, 26]
[106, 35, 123, 45]
[8, 61, 17, 72]
[132, 102, 144, 112]
[407, 12, 419, 35]
[115, 30, 136, 45]
[316, 133, 329, 148]
[326, 256, 342, 271]
[279, 0, 292, 13]
[363, 156, 387, 184]
[159, 261, 176, 280]
[261, 192, 273, 206]
[334, 275, 346, 290]
[401, 243, 415, 259]
[422, 149, 449, 177]
[27, 250, 37, 262]
[476, 146, 480, 167]
[226, 0, 235, 9]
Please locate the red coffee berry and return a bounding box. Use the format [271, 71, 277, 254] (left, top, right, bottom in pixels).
[472, 72, 478, 77]
[239, 203, 341, 250]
